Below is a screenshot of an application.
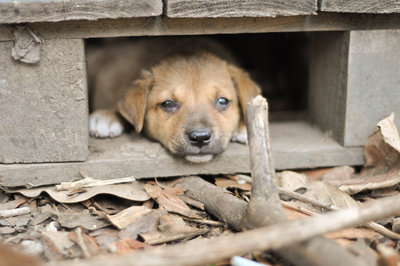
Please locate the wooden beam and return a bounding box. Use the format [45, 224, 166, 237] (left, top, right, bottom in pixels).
[0, 13, 400, 41]
[0, 38, 88, 163]
[0, 121, 364, 187]
[321, 0, 400, 14]
[0, 0, 163, 24]
[165, 0, 317, 18]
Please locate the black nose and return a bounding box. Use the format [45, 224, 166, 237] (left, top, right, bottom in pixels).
[186, 129, 212, 147]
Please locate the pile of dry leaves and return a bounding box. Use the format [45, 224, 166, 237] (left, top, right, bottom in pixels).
[1, 113, 400, 266]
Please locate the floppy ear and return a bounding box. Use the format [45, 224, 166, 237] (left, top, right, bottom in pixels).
[117, 71, 153, 133]
[228, 65, 261, 119]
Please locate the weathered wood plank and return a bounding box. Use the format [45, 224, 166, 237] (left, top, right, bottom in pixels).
[0, 13, 399, 42]
[344, 30, 400, 146]
[0, 0, 162, 24]
[0, 38, 88, 163]
[321, 0, 400, 14]
[308, 31, 349, 145]
[0, 121, 364, 187]
[309, 30, 400, 146]
[166, 0, 317, 18]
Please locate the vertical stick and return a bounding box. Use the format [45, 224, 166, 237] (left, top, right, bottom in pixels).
[245, 96, 286, 228]
[244, 96, 364, 266]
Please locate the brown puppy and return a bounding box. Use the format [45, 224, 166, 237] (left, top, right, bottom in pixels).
[89, 38, 260, 163]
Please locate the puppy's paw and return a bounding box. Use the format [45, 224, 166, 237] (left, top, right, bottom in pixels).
[231, 126, 248, 144]
[89, 110, 124, 138]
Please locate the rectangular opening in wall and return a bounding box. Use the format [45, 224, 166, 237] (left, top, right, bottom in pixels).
[0, 32, 366, 187]
[82, 32, 363, 180]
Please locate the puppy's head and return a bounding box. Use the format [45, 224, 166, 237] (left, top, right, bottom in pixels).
[118, 52, 260, 163]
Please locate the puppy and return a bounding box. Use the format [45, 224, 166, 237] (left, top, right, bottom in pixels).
[88, 38, 260, 163]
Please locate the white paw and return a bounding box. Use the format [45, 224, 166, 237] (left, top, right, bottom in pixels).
[89, 110, 124, 138]
[231, 127, 248, 144]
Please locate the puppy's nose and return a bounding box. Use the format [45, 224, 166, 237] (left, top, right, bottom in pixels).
[186, 129, 212, 147]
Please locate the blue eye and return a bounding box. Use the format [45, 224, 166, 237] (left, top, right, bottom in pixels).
[216, 97, 230, 110]
[159, 99, 179, 113]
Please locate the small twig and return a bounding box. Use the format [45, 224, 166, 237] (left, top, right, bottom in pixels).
[0, 207, 30, 218]
[281, 201, 319, 216]
[56, 171, 136, 191]
[180, 196, 205, 210]
[283, 201, 400, 240]
[183, 218, 225, 227]
[75, 227, 91, 259]
[366, 222, 400, 240]
[145, 228, 210, 245]
[278, 187, 334, 210]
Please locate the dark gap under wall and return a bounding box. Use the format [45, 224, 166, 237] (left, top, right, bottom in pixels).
[86, 32, 309, 116]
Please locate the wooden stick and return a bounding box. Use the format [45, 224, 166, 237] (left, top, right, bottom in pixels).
[177, 176, 247, 231]
[278, 187, 334, 210]
[244, 96, 364, 266]
[43, 194, 400, 266]
[244, 96, 286, 228]
[0, 207, 30, 218]
[55, 171, 136, 191]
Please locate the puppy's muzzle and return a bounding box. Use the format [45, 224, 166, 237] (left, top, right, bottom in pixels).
[186, 129, 212, 147]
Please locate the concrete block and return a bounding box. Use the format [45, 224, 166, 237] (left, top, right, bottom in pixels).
[0, 38, 88, 163]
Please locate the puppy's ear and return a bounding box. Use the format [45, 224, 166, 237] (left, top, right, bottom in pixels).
[228, 65, 261, 118]
[117, 71, 153, 133]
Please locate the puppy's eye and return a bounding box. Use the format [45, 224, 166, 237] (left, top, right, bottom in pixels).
[159, 99, 179, 113]
[216, 97, 230, 110]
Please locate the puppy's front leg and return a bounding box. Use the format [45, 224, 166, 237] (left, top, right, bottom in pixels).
[89, 109, 124, 138]
[231, 123, 248, 144]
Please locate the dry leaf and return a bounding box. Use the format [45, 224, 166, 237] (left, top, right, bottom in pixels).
[118, 209, 165, 239]
[363, 113, 400, 176]
[339, 165, 400, 194]
[277, 171, 358, 211]
[89, 228, 120, 250]
[7, 182, 149, 204]
[140, 214, 209, 245]
[42, 231, 77, 259]
[106, 206, 153, 230]
[68, 231, 100, 256]
[57, 211, 109, 231]
[321, 166, 355, 186]
[144, 184, 200, 218]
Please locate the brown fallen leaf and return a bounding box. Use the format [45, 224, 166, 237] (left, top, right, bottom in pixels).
[57, 211, 109, 231]
[277, 171, 358, 211]
[363, 113, 400, 176]
[0, 197, 28, 211]
[140, 214, 209, 245]
[7, 182, 149, 204]
[118, 209, 165, 239]
[339, 165, 400, 195]
[320, 166, 356, 186]
[68, 230, 100, 257]
[106, 205, 152, 230]
[42, 231, 78, 260]
[144, 184, 200, 219]
[89, 228, 120, 250]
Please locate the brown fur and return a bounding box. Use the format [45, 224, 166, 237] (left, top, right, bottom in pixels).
[89, 38, 260, 162]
